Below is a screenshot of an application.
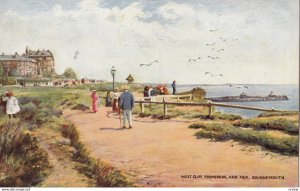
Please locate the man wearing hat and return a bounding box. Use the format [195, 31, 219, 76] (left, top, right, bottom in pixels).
[119, 85, 135, 128]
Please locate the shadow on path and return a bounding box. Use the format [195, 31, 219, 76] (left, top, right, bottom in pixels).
[99, 127, 127, 131]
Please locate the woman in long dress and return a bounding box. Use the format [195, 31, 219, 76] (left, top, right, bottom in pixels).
[2, 91, 20, 118]
[90, 90, 99, 113]
[112, 89, 120, 113]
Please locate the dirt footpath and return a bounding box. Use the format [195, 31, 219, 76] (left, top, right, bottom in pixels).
[63, 107, 298, 187]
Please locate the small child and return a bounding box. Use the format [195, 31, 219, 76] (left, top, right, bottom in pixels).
[2, 91, 20, 118]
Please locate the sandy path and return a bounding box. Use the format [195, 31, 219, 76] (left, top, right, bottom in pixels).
[64, 107, 298, 187]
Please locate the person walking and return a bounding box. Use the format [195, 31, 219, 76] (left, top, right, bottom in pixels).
[171, 80, 176, 95]
[105, 91, 112, 107]
[2, 91, 20, 118]
[90, 90, 99, 113]
[112, 88, 120, 113]
[119, 86, 135, 129]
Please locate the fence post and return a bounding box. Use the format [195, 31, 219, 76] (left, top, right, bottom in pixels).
[208, 101, 212, 118]
[140, 102, 145, 113]
[163, 97, 167, 116]
[177, 96, 179, 102]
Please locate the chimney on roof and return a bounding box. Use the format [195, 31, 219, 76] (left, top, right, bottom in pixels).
[15, 52, 18, 56]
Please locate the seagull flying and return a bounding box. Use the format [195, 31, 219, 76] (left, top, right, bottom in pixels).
[140, 60, 159, 67]
[206, 43, 215, 46]
[208, 56, 220, 59]
[188, 59, 197, 62]
[205, 72, 223, 77]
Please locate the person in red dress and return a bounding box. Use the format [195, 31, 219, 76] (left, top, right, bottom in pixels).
[90, 90, 99, 113]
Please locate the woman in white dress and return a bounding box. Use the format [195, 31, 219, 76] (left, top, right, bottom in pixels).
[2, 91, 20, 118]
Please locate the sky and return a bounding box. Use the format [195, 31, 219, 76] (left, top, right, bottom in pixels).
[0, 0, 298, 84]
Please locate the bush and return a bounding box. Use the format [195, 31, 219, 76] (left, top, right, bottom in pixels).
[19, 103, 38, 121]
[258, 111, 298, 117]
[188, 124, 208, 129]
[234, 118, 298, 135]
[189, 112, 242, 121]
[93, 161, 133, 187]
[60, 123, 79, 146]
[72, 104, 90, 111]
[32, 108, 61, 125]
[0, 120, 50, 186]
[178, 87, 206, 100]
[214, 112, 242, 121]
[18, 97, 35, 105]
[190, 123, 298, 155]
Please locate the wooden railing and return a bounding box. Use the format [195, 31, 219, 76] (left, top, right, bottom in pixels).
[135, 99, 284, 118]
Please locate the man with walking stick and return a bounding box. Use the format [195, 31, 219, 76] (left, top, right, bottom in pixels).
[119, 85, 135, 129]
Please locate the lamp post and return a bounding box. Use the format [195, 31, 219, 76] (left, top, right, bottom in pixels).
[111, 65, 116, 91]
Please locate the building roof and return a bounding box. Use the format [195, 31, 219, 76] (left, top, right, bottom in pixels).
[0, 54, 37, 63]
[126, 74, 134, 81]
[27, 49, 53, 57]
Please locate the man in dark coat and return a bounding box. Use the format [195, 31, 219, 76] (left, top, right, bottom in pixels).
[119, 86, 135, 128]
[171, 80, 176, 95]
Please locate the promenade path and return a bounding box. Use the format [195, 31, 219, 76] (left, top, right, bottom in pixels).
[63, 107, 298, 187]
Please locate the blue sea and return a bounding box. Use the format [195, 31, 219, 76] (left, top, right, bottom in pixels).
[175, 84, 299, 118]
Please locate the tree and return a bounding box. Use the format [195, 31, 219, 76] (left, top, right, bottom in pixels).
[63, 67, 77, 79]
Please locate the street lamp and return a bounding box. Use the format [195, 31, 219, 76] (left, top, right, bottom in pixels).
[111, 65, 116, 91]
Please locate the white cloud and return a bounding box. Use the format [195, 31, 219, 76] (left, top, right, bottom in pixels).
[79, 0, 101, 11]
[0, 0, 298, 84]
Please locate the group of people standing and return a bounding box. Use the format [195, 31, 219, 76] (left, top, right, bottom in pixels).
[90, 86, 135, 129]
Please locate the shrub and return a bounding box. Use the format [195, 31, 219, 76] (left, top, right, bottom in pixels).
[72, 104, 90, 111]
[258, 111, 298, 117]
[93, 161, 134, 187]
[60, 123, 79, 146]
[188, 112, 242, 121]
[32, 98, 42, 106]
[188, 124, 208, 129]
[19, 103, 38, 121]
[138, 113, 151, 117]
[18, 97, 35, 105]
[178, 87, 206, 100]
[234, 118, 298, 135]
[0, 120, 50, 186]
[191, 123, 298, 155]
[151, 114, 172, 120]
[33, 108, 61, 125]
[214, 112, 242, 121]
